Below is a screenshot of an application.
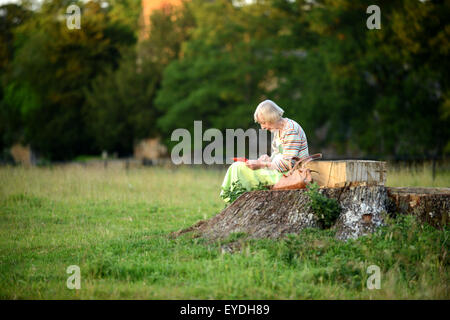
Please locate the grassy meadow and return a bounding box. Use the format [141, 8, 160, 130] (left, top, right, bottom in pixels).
[0, 163, 448, 299]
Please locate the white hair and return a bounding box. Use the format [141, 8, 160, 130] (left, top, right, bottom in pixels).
[254, 100, 284, 123]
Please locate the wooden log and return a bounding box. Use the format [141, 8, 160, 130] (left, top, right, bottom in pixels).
[386, 187, 449, 228]
[306, 160, 387, 188]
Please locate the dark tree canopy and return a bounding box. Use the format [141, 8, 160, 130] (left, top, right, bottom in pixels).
[0, 0, 448, 161]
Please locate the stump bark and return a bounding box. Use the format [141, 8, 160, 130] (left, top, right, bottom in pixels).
[172, 186, 449, 241]
[386, 187, 450, 228]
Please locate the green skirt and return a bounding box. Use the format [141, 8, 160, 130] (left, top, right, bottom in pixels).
[220, 162, 283, 203]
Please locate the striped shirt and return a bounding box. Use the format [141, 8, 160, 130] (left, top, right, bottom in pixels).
[270, 118, 309, 172]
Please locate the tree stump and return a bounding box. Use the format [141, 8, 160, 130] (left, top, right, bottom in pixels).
[306, 160, 387, 188]
[172, 186, 449, 241]
[386, 187, 450, 228]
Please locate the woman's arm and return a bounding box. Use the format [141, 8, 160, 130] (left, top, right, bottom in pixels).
[245, 159, 275, 170]
[246, 132, 283, 170]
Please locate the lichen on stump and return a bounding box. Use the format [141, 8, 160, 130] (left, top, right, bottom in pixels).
[326, 186, 387, 240]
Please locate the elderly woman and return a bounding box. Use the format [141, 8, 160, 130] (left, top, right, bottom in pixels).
[220, 100, 309, 203]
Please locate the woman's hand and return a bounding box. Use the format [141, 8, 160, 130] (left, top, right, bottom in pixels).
[246, 159, 267, 170]
[258, 154, 270, 162]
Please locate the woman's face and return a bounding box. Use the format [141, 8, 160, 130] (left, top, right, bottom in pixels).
[257, 115, 277, 132]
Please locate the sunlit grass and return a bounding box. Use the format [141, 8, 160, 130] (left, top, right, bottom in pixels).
[0, 164, 448, 299]
[386, 162, 449, 188]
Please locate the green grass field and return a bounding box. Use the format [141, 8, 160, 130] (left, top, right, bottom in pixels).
[0, 164, 448, 299]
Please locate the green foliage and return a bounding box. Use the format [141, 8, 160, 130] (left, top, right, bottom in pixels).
[305, 182, 341, 229]
[1, 0, 136, 160]
[83, 0, 195, 155]
[0, 82, 40, 147]
[220, 180, 247, 204]
[139, 0, 195, 69]
[1, 0, 449, 160]
[221, 180, 270, 205]
[155, 0, 449, 159]
[155, 0, 290, 141]
[0, 3, 33, 151]
[84, 50, 160, 155]
[106, 0, 142, 37]
[0, 3, 32, 74]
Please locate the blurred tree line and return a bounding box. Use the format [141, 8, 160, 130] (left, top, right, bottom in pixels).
[0, 0, 448, 161]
